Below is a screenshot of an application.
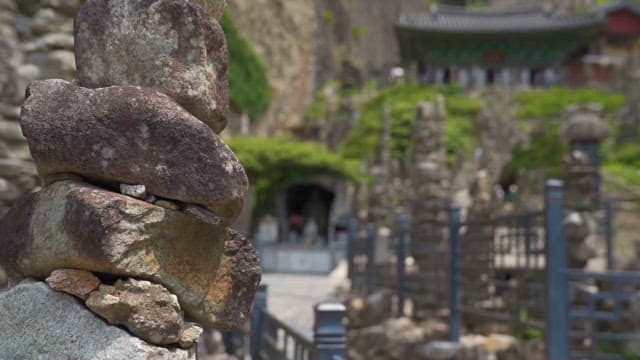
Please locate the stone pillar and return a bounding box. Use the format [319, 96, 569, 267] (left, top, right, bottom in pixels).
[368, 101, 394, 262]
[561, 104, 610, 269]
[561, 105, 609, 211]
[408, 95, 449, 317]
[620, 53, 640, 143]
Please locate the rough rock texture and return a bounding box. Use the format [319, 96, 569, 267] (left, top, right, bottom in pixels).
[86, 279, 185, 346]
[228, 0, 315, 134]
[0, 0, 22, 105]
[0, 0, 43, 217]
[345, 290, 393, 329]
[0, 180, 261, 329]
[191, 0, 226, 20]
[75, 0, 229, 133]
[46, 268, 101, 300]
[0, 281, 196, 359]
[21, 80, 248, 223]
[180, 323, 204, 348]
[347, 317, 448, 360]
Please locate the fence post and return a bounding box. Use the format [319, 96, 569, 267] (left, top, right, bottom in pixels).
[365, 223, 376, 294]
[396, 215, 408, 317]
[250, 284, 268, 360]
[448, 207, 461, 342]
[313, 302, 347, 360]
[606, 199, 616, 271]
[545, 180, 569, 360]
[347, 213, 358, 282]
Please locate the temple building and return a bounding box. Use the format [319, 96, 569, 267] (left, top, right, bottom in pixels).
[395, 2, 640, 88]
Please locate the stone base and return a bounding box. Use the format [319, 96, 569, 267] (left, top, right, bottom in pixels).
[0, 281, 196, 360]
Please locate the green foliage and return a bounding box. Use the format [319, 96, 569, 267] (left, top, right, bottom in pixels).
[595, 342, 640, 359]
[505, 87, 626, 180]
[228, 137, 362, 214]
[514, 87, 625, 120]
[603, 140, 640, 187]
[351, 26, 367, 44]
[323, 10, 335, 25]
[304, 94, 328, 121]
[504, 123, 567, 179]
[513, 309, 544, 341]
[221, 13, 271, 119]
[340, 83, 483, 165]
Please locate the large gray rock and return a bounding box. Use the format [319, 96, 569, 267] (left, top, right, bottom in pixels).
[21, 79, 247, 223]
[75, 0, 229, 133]
[0, 180, 261, 330]
[0, 281, 196, 359]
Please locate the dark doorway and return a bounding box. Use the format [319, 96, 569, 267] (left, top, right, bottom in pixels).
[284, 184, 335, 246]
[487, 68, 495, 84]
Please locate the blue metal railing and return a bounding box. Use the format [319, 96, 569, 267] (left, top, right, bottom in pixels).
[226, 285, 347, 360]
[346, 180, 640, 359]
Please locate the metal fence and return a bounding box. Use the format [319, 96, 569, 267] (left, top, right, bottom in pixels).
[449, 208, 548, 339]
[347, 180, 640, 359]
[224, 285, 347, 360]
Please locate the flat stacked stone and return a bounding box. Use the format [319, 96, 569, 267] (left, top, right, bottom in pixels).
[0, 0, 260, 356]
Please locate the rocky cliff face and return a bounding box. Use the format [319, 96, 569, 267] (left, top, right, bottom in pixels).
[227, 0, 316, 134]
[226, 0, 427, 134]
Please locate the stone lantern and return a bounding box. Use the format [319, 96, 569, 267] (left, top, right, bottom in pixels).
[560, 104, 610, 211]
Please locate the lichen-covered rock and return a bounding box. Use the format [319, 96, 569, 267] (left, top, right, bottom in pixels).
[86, 279, 185, 346]
[0, 180, 261, 329]
[0, 282, 196, 359]
[180, 323, 204, 348]
[46, 268, 101, 300]
[21, 80, 247, 223]
[75, 0, 229, 133]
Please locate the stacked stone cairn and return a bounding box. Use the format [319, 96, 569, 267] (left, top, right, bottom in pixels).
[0, 0, 261, 357]
[561, 104, 610, 269]
[408, 96, 450, 319]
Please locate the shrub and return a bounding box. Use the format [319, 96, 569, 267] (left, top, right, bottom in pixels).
[228, 137, 362, 214]
[221, 13, 272, 120]
[340, 83, 483, 165]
